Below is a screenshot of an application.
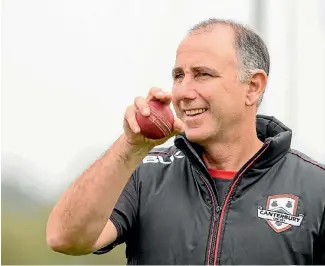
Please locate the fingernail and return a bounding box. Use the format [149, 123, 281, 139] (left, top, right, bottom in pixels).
[143, 107, 150, 116]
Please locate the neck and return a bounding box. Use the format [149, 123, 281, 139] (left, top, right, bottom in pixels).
[201, 120, 263, 172]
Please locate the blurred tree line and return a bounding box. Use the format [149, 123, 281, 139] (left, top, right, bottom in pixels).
[1, 151, 127, 265]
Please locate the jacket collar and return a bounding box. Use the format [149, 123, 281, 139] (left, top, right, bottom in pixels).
[174, 115, 292, 172]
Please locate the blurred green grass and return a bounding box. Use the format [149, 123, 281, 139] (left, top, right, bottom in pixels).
[1, 198, 127, 265]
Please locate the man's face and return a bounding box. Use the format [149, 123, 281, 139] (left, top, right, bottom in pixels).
[172, 25, 248, 144]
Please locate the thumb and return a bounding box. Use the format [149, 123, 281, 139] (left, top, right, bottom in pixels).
[172, 117, 186, 135]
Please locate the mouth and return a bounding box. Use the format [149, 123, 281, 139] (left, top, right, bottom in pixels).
[184, 108, 208, 117]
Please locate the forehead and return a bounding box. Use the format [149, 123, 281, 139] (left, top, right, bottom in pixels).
[175, 25, 237, 68]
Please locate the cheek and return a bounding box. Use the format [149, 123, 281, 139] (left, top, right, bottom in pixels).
[171, 84, 181, 99]
[212, 80, 245, 105]
[173, 108, 183, 118]
[206, 92, 234, 116]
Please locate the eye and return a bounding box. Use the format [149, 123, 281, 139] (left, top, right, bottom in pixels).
[174, 73, 185, 80]
[196, 72, 211, 77]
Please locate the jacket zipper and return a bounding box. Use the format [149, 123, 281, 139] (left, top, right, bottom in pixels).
[177, 136, 270, 265]
[197, 172, 219, 265]
[179, 140, 220, 265]
[212, 142, 270, 265]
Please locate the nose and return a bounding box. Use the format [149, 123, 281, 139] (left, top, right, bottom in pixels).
[173, 78, 197, 101]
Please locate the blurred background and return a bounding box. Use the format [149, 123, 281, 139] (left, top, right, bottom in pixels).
[2, 0, 325, 264]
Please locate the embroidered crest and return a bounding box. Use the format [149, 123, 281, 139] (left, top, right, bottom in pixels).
[257, 194, 304, 232]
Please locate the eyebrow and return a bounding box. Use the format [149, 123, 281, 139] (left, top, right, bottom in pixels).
[171, 67, 182, 77]
[172, 66, 220, 77]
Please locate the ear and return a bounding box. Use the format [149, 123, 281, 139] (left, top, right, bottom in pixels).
[245, 70, 268, 106]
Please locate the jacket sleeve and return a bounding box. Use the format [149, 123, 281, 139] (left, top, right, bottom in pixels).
[93, 172, 138, 255]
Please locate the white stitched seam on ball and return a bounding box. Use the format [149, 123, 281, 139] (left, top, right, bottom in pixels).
[150, 107, 172, 131]
[150, 110, 171, 135]
[148, 115, 169, 136]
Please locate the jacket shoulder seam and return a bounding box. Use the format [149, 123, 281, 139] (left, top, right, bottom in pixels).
[288, 151, 325, 172]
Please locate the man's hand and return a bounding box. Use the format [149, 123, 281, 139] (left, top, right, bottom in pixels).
[123, 87, 185, 149]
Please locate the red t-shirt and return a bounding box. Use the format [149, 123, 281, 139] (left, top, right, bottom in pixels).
[208, 169, 237, 205]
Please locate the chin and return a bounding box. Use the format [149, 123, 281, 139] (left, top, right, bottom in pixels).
[184, 128, 211, 145]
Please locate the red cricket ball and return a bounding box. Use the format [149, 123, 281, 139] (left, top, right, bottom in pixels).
[135, 100, 175, 139]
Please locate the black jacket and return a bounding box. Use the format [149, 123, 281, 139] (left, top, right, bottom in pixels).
[94, 115, 325, 265]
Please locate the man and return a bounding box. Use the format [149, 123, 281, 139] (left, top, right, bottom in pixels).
[46, 19, 325, 265]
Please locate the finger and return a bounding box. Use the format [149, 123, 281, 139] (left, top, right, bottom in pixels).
[124, 105, 140, 133]
[147, 87, 163, 99]
[172, 117, 185, 134]
[147, 87, 172, 104]
[124, 104, 135, 120]
[134, 96, 150, 116]
[127, 114, 141, 134]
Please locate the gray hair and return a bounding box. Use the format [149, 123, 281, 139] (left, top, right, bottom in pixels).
[189, 18, 270, 107]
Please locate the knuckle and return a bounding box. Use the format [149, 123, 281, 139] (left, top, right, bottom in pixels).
[149, 87, 161, 95]
[129, 118, 139, 130]
[134, 96, 142, 102]
[124, 105, 135, 118]
[127, 118, 137, 128]
[134, 96, 145, 106]
[125, 104, 134, 112]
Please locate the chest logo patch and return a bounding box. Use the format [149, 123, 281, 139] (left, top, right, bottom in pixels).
[257, 194, 304, 232]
